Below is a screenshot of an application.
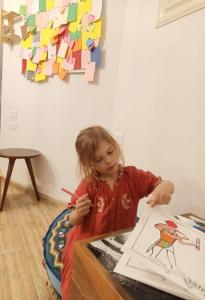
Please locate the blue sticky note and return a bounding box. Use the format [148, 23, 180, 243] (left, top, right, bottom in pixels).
[86, 38, 94, 48]
[91, 47, 100, 68]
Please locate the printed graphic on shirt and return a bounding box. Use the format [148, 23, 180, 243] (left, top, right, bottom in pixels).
[121, 193, 130, 209]
[97, 196, 105, 212]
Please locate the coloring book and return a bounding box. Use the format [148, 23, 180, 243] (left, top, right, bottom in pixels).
[114, 207, 205, 300]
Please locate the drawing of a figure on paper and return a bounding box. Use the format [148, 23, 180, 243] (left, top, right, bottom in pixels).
[146, 220, 200, 271]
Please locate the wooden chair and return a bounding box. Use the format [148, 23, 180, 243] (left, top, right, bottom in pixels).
[0, 168, 3, 198]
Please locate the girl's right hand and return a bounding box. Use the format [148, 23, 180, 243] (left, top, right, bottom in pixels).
[75, 194, 92, 218]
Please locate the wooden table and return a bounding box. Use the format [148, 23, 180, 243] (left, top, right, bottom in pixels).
[70, 229, 182, 300]
[70, 230, 133, 300]
[0, 148, 41, 211]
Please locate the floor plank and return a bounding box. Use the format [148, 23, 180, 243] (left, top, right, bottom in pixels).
[0, 183, 65, 300]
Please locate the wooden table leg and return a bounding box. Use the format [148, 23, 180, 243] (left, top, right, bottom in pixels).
[0, 158, 16, 211]
[25, 158, 40, 201]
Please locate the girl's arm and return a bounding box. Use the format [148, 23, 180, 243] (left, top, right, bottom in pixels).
[69, 194, 92, 225]
[147, 180, 175, 207]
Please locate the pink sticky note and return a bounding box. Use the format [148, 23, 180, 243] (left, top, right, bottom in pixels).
[45, 60, 53, 76]
[58, 40, 69, 58]
[32, 48, 41, 63]
[85, 62, 96, 82]
[81, 50, 90, 69]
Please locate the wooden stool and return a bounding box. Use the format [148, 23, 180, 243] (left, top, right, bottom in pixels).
[0, 148, 41, 211]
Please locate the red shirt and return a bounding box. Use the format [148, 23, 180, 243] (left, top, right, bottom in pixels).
[61, 166, 160, 299]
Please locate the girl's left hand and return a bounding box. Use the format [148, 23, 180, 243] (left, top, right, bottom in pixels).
[147, 180, 174, 208]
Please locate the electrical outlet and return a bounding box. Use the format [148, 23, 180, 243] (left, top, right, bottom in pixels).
[10, 109, 17, 119]
[10, 121, 17, 131]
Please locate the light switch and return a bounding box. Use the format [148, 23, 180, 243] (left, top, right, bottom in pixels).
[10, 109, 17, 119]
[10, 121, 17, 130]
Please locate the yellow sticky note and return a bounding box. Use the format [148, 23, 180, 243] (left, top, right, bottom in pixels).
[41, 50, 48, 61]
[38, 61, 46, 72]
[46, 0, 54, 10]
[35, 73, 47, 81]
[78, 0, 92, 19]
[40, 29, 54, 46]
[57, 57, 63, 68]
[89, 19, 102, 39]
[27, 60, 37, 71]
[20, 34, 33, 49]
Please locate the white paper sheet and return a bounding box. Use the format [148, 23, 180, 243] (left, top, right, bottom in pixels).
[117, 207, 205, 300]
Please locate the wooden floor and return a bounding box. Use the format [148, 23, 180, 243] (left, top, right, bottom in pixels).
[0, 183, 65, 300]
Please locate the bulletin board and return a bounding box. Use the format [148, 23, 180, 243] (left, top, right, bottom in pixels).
[19, 0, 102, 83]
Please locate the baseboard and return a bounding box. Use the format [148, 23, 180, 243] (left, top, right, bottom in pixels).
[1, 177, 66, 205]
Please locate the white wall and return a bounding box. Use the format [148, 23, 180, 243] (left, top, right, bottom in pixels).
[1, 1, 205, 218]
[113, 0, 205, 218]
[0, 0, 126, 201]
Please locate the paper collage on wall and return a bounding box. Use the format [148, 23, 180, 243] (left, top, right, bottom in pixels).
[114, 207, 205, 300]
[19, 0, 102, 82]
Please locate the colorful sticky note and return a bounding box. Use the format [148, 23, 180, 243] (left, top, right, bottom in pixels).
[89, 19, 102, 39]
[53, 62, 59, 73]
[21, 34, 33, 49]
[70, 31, 81, 41]
[67, 3, 78, 22]
[45, 60, 53, 75]
[21, 24, 29, 40]
[35, 72, 47, 81]
[72, 38, 82, 52]
[91, 0, 102, 21]
[72, 50, 81, 69]
[22, 59, 27, 74]
[19, 4, 27, 16]
[85, 62, 95, 82]
[46, 0, 54, 10]
[32, 48, 41, 63]
[90, 46, 100, 68]
[39, 0, 46, 12]
[40, 29, 51, 46]
[58, 40, 69, 58]
[81, 49, 90, 69]
[59, 68, 68, 80]
[27, 71, 35, 80]
[40, 49, 48, 61]
[27, 15, 36, 27]
[27, 60, 37, 71]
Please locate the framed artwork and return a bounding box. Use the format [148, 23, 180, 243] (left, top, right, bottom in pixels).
[156, 0, 205, 27]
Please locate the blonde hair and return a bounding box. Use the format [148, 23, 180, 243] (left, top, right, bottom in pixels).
[75, 126, 124, 180]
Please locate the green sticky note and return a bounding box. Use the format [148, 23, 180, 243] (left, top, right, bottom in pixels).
[70, 31, 81, 41]
[32, 47, 37, 57]
[39, 0, 46, 12]
[19, 4, 27, 16]
[27, 15, 36, 27]
[67, 3, 78, 22]
[30, 25, 36, 33]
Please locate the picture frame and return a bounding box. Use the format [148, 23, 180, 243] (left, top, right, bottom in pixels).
[156, 0, 205, 28]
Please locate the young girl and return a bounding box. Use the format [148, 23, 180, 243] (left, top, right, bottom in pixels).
[61, 125, 174, 299]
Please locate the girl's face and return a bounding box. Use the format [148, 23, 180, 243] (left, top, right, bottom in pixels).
[94, 140, 119, 178]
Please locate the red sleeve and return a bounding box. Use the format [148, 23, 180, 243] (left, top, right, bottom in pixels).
[67, 179, 89, 208]
[130, 166, 161, 199]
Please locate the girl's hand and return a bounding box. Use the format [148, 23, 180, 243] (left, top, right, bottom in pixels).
[75, 194, 92, 218]
[69, 194, 92, 225]
[147, 180, 174, 208]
